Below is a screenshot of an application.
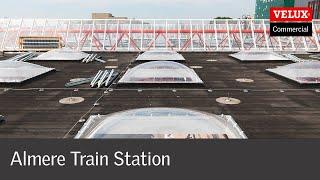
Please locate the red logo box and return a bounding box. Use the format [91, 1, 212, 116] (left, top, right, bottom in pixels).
[270, 7, 313, 22]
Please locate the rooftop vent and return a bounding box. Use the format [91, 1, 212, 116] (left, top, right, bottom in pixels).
[118, 61, 203, 84]
[230, 51, 290, 61]
[19, 36, 62, 51]
[0, 61, 54, 83]
[267, 61, 320, 84]
[75, 108, 247, 139]
[136, 50, 185, 61]
[0, 115, 5, 125]
[32, 48, 88, 61]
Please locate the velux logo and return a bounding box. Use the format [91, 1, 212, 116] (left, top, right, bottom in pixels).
[270, 7, 313, 22]
[269, 7, 313, 37]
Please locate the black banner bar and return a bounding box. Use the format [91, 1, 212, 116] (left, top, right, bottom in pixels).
[270, 22, 313, 36]
[0, 140, 320, 179]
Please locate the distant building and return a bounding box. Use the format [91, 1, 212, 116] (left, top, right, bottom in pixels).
[255, 0, 295, 19]
[92, 13, 113, 19]
[92, 13, 128, 19]
[91, 13, 145, 24]
[306, 0, 320, 19]
[295, 0, 319, 19]
[255, 0, 320, 19]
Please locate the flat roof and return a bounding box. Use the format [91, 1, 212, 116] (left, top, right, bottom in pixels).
[0, 52, 319, 138]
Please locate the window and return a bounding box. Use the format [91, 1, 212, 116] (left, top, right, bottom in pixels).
[19, 36, 62, 51]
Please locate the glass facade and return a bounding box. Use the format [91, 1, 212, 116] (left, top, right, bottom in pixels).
[0, 18, 319, 52]
[255, 0, 295, 19]
[308, 0, 320, 19]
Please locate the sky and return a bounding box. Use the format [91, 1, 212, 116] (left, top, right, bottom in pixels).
[0, 0, 255, 19]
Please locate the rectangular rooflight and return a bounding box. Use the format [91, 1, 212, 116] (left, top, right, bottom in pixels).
[267, 61, 320, 84]
[0, 61, 54, 83]
[230, 51, 290, 61]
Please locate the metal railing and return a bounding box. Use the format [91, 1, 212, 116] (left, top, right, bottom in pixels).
[0, 18, 319, 52]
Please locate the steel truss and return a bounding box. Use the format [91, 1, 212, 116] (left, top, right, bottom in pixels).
[0, 19, 319, 52]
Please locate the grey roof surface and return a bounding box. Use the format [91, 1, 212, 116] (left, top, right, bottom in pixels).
[0, 52, 319, 139]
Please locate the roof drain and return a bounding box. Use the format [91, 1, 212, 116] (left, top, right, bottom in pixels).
[216, 97, 241, 105]
[190, 66, 203, 69]
[236, 78, 254, 83]
[59, 97, 85, 105]
[0, 115, 6, 125]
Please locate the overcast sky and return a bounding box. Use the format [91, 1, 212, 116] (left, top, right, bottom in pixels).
[1, 0, 255, 19]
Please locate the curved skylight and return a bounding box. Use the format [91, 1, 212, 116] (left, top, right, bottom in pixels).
[33, 48, 88, 61]
[118, 61, 203, 84]
[75, 108, 247, 139]
[136, 50, 185, 61]
[267, 61, 320, 84]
